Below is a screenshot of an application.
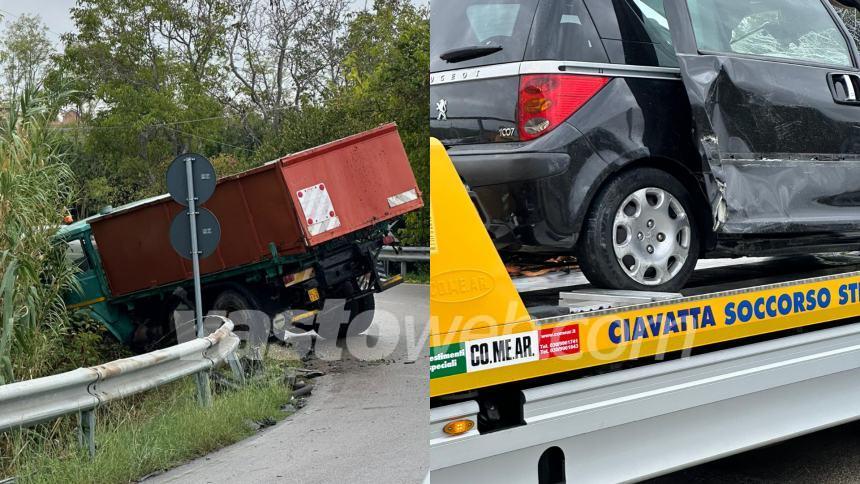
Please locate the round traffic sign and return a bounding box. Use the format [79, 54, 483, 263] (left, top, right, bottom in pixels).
[170, 207, 222, 260]
[167, 153, 217, 206]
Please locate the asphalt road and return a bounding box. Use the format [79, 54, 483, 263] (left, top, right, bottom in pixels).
[147, 284, 429, 484]
[647, 420, 860, 484]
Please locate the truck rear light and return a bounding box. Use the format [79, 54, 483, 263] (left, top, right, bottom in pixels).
[517, 74, 610, 141]
[284, 268, 315, 288]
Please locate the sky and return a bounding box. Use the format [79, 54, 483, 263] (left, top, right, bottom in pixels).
[0, 0, 427, 47]
[0, 0, 77, 44]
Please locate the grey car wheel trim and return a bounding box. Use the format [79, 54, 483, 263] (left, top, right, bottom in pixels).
[612, 187, 691, 286]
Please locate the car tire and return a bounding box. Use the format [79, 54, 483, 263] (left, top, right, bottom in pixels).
[578, 167, 700, 292]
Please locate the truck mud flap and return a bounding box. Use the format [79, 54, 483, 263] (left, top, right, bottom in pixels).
[373, 252, 404, 291]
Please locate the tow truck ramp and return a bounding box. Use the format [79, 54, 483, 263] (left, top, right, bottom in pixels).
[429, 138, 860, 482]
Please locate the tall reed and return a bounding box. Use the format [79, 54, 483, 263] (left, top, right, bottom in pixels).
[0, 88, 77, 383]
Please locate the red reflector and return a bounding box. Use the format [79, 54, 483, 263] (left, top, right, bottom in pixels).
[382, 234, 397, 246]
[517, 74, 609, 141]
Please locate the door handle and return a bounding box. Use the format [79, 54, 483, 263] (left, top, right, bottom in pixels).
[841, 74, 856, 102]
[828, 72, 860, 104]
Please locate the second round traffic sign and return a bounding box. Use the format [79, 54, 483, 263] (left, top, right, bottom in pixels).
[167, 153, 217, 206]
[169, 207, 222, 260]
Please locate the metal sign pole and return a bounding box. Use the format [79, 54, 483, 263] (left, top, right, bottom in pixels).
[185, 156, 212, 407]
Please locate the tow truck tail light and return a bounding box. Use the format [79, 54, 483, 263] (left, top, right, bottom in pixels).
[517, 74, 610, 141]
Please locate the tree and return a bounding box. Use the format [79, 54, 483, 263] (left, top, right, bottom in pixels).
[54, 0, 235, 207]
[0, 14, 54, 103]
[51, 0, 429, 247]
[225, 0, 350, 125]
[341, 0, 430, 245]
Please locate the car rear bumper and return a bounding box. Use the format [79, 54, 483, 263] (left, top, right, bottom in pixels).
[452, 151, 571, 186]
[446, 124, 606, 252]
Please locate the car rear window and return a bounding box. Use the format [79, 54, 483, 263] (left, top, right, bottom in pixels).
[525, 0, 608, 63]
[431, 0, 540, 72]
[431, 0, 608, 72]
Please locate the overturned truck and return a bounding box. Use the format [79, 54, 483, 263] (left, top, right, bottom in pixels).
[59, 124, 423, 347]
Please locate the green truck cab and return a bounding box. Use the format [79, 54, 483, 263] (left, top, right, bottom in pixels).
[58, 220, 135, 343]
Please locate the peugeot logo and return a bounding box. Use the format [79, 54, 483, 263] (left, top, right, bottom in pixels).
[436, 98, 448, 121]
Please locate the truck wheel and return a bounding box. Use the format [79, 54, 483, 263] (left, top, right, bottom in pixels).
[314, 285, 376, 339]
[341, 293, 376, 338]
[212, 287, 270, 347]
[578, 167, 700, 292]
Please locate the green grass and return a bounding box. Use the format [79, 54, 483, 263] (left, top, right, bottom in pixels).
[403, 262, 429, 284]
[405, 271, 429, 284]
[3, 368, 291, 484]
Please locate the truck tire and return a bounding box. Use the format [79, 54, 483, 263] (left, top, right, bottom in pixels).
[314, 284, 376, 339]
[212, 287, 270, 347]
[578, 167, 700, 292]
[341, 293, 376, 338]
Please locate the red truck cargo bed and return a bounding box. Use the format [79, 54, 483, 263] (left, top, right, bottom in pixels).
[89, 124, 422, 297]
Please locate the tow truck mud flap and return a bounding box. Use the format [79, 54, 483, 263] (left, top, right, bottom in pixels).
[430, 138, 531, 392]
[431, 322, 860, 482]
[663, 0, 860, 234]
[430, 137, 860, 398]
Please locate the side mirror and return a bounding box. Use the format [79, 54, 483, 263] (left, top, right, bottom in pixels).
[834, 0, 860, 9]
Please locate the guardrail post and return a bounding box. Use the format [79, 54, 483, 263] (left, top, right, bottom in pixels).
[78, 409, 96, 459]
[195, 372, 212, 407]
[226, 351, 246, 386]
[401, 261, 407, 277]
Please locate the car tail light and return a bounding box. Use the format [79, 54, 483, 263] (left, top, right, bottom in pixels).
[517, 74, 610, 141]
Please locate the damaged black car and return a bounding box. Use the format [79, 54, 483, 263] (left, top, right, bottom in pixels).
[430, 0, 860, 291]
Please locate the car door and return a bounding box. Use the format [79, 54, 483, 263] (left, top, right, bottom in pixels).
[664, 0, 860, 234]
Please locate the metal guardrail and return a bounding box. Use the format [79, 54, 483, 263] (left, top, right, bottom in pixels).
[0, 319, 240, 457]
[379, 246, 430, 276]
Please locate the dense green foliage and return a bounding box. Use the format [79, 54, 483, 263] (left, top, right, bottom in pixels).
[50, 0, 429, 243]
[0, 89, 79, 384]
